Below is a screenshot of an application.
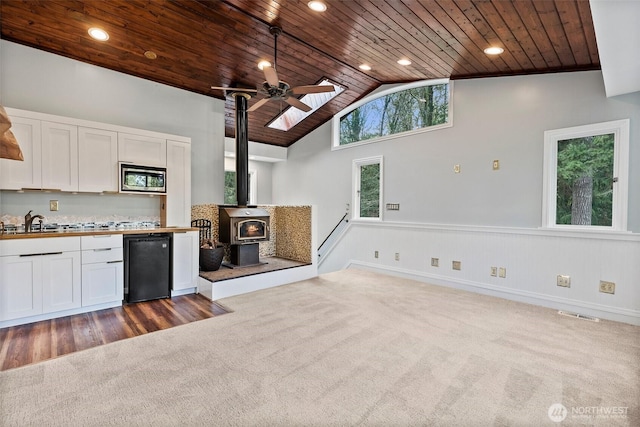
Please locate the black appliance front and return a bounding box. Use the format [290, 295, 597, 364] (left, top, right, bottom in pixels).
[124, 234, 171, 303]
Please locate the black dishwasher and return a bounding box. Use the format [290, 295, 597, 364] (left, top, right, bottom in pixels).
[123, 233, 172, 303]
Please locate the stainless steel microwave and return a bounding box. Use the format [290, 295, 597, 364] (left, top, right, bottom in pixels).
[119, 163, 167, 194]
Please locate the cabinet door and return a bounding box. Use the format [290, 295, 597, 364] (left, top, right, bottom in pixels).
[41, 121, 78, 191]
[165, 140, 191, 226]
[82, 261, 124, 306]
[41, 252, 81, 314]
[172, 231, 198, 291]
[0, 256, 43, 321]
[118, 133, 166, 167]
[0, 116, 42, 190]
[78, 127, 119, 192]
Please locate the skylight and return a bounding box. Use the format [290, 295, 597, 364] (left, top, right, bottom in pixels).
[267, 79, 345, 131]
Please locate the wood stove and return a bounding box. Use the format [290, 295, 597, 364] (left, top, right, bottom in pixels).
[219, 207, 270, 245]
[219, 207, 270, 267]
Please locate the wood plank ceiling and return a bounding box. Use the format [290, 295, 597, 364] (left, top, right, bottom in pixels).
[0, 0, 599, 147]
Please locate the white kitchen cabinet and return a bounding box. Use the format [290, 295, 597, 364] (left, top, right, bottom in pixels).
[41, 251, 82, 313]
[0, 237, 81, 321]
[0, 255, 42, 320]
[81, 235, 124, 307]
[165, 139, 191, 226]
[78, 127, 119, 192]
[172, 231, 198, 292]
[41, 121, 79, 192]
[0, 116, 42, 190]
[118, 133, 166, 167]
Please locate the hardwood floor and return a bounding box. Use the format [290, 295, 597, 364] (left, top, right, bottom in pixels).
[0, 294, 230, 371]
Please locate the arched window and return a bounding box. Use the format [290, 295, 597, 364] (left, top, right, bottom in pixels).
[333, 79, 452, 148]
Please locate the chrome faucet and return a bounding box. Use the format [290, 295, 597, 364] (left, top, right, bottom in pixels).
[25, 210, 45, 233]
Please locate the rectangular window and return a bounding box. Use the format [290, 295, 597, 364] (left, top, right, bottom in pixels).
[353, 156, 383, 220]
[543, 119, 629, 231]
[224, 170, 257, 205]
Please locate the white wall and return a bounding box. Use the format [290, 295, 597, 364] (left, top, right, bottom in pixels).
[0, 40, 226, 205]
[273, 71, 640, 238]
[273, 71, 640, 324]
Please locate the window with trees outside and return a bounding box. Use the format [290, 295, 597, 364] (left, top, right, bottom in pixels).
[333, 79, 451, 148]
[542, 119, 629, 231]
[224, 170, 256, 205]
[353, 156, 383, 220]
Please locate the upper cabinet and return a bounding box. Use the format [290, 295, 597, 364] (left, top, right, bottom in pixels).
[118, 133, 166, 167]
[78, 127, 118, 192]
[0, 118, 79, 191]
[165, 140, 191, 227]
[0, 116, 42, 190]
[41, 121, 79, 192]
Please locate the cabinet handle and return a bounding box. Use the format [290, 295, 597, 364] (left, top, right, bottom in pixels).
[93, 248, 112, 252]
[107, 260, 123, 264]
[92, 235, 112, 238]
[19, 252, 63, 257]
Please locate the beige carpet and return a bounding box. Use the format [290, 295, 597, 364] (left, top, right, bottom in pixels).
[1, 269, 638, 426]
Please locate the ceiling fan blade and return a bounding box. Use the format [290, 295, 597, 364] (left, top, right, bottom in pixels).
[210, 86, 258, 92]
[248, 97, 271, 112]
[290, 85, 335, 95]
[262, 65, 280, 87]
[285, 97, 312, 112]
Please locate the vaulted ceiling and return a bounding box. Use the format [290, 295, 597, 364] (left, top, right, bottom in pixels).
[0, 0, 600, 147]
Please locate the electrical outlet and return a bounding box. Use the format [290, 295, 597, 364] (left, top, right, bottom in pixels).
[492, 160, 500, 170]
[499, 267, 506, 278]
[599, 281, 615, 294]
[49, 200, 59, 211]
[374, 251, 379, 259]
[453, 164, 461, 173]
[431, 257, 439, 267]
[395, 253, 400, 261]
[452, 260, 461, 270]
[557, 275, 571, 288]
[490, 267, 497, 277]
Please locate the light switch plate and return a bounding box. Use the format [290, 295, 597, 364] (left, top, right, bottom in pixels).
[49, 200, 59, 211]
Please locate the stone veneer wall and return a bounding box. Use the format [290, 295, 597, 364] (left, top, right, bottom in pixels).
[274, 206, 312, 264]
[190, 204, 311, 264]
[191, 204, 275, 260]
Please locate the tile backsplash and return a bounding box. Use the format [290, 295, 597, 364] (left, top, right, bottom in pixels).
[0, 191, 160, 225]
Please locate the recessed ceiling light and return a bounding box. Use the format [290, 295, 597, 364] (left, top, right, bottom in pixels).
[397, 58, 412, 66]
[308, 1, 327, 12]
[484, 46, 504, 55]
[359, 64, 372, 71]
[88, 27, 109, 41]
[258, 60, 272, 70]
[144, 51, 158, 60]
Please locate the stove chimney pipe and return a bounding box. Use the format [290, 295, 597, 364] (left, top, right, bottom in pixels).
[233, 92, 250, 207]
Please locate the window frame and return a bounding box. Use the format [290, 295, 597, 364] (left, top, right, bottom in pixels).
[352, 156, 384, 221]
[224, 169, 258, 205]
[332, 79, 453, 150]
[542, 119, 629, 232]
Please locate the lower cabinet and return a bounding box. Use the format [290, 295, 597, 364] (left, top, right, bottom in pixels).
[172, 231, 199, 291]
[0, 237, 81, 321]
[81, 235, 124, 307]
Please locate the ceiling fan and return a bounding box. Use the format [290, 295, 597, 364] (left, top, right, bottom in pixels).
[211, 26, 335, 113]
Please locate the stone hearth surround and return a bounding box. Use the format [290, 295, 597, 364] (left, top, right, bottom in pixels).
[190, 204, 312, 264]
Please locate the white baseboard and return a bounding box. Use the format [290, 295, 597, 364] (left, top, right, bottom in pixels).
[346, 260, 640, 326]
